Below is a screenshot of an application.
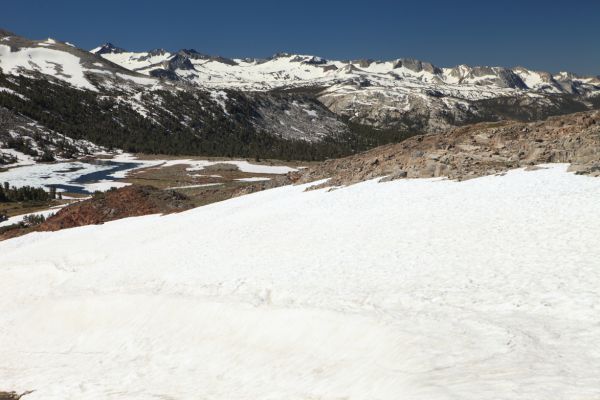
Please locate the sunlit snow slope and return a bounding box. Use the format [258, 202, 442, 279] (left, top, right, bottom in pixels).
[1, 164, 600, 399]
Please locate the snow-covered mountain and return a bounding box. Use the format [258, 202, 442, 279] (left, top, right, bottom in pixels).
[92, 43, 600, 131]
[92, 44, 600, 94]
[0, 30, 353, 162]
[1, 28, 599, 162]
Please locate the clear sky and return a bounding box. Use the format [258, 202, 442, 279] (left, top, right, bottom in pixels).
[2, 0, 599, 75]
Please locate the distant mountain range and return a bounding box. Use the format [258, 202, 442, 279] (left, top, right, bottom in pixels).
[0, 29, 599, 162]
[92, 41, 600, 94]
[90, 41, 600, 131]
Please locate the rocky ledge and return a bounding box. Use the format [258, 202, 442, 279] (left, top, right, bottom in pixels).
[296, 110, 600, 187]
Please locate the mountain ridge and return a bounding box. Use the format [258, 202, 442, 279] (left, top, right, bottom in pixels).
[90, 41, 600, 88]
[0, 28, 599, 162]
[89, 38, 600, 133]
[90, 41, 599, 80]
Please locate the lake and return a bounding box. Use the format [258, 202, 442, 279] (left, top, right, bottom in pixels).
[0, 160, 142, 194]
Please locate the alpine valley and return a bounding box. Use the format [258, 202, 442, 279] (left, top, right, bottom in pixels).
[1, 28, 599, 163]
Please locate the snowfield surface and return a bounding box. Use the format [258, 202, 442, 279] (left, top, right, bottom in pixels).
[1, 165, 600, 399]
[83, 180, 131, 192]
[235, 177, 271, 182]
[0, 44, 97, 91]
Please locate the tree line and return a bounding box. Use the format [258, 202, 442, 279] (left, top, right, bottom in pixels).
[0, 72, 417, 162]
[0, 182, 59, 203]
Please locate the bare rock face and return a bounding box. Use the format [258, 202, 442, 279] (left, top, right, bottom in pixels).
[297, 111, 600, 187]
[249, 93, 350, 143]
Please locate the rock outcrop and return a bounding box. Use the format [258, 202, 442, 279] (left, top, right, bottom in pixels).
[297, 111, 600, 187]
[36, 186, 191, 232]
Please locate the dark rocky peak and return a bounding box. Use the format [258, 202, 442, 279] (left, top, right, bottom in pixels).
[393, 59, 442, 74]
[166, 53, 196, 71]
[290, 55, 327, 65]
[148, 48, 169, 56]
[93, 42, 126, 55]
[177, 49, 209, 59]
[494, 68, 528, 89]
[172, 49, 237, 66]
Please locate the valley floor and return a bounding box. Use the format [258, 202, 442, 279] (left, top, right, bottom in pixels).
[0, 153, 302, 233]
[0, 164, 599, 399]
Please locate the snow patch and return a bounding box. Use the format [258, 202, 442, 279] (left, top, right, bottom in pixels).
[85, 180, 131, 192]
[235, 177, 271, 182]
[164, 183, 222, 190]
[0, 44, 97, 91]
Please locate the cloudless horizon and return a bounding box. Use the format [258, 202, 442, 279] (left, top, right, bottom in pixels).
[2, 0, 599, 75]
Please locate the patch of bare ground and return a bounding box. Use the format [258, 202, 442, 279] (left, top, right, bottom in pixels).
[295, 110, 600, 188]
[123, 161, 296, 207]
[124, 161, 299, 190]
[0, 186, 190, 240]
[39, 186, 191, 231]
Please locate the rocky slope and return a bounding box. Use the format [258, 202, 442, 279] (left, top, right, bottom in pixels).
[37, 185, 190, 231]
[296, 110, 600, 186]
[0, 106, 103, 165]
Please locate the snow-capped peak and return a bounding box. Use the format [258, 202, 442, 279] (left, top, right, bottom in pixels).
[91, 42, 126, 55]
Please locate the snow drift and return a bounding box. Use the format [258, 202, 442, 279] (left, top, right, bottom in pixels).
[1, 164, 599, 399]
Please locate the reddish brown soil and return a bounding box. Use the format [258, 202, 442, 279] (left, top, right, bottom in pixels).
[38, 185, 190, 232]
[0, 186, 191, 240]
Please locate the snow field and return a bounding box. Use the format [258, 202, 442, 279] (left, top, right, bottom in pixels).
[1, 164, 599, 399]
[0, 45, 97, 91]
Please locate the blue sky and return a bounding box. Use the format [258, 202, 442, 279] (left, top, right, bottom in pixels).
[2, 0, 599, 75]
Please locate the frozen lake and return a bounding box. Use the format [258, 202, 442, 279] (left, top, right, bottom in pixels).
[0, 160, 141, 193]
[0, 155, 298, 194]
